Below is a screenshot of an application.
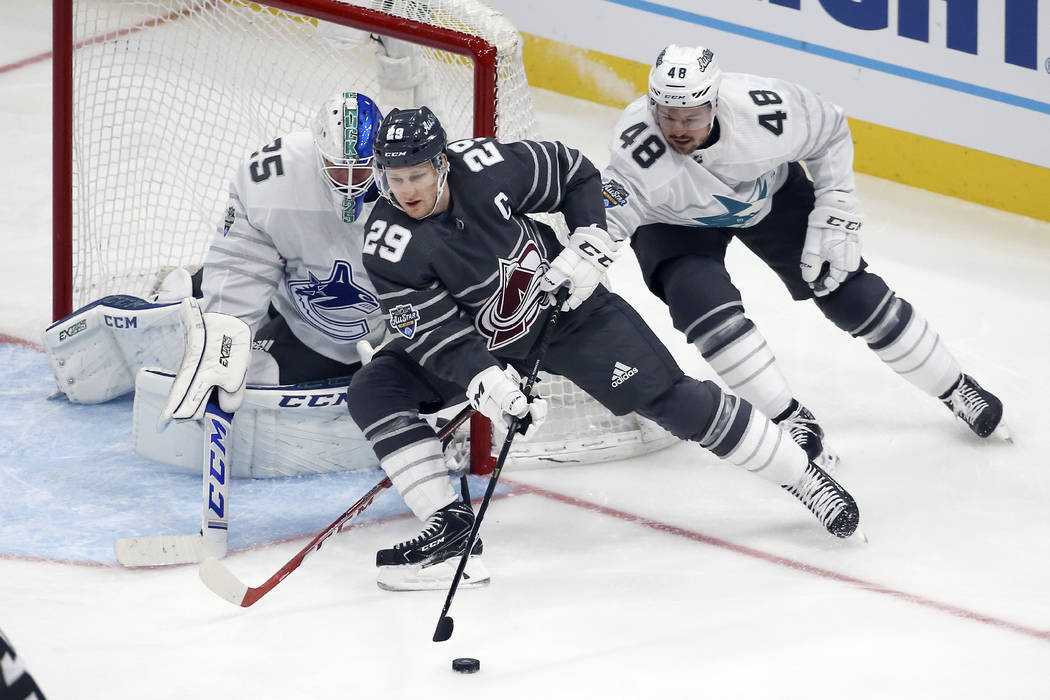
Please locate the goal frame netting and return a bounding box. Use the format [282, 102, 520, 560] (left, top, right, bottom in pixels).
[52, 0, 676, 472]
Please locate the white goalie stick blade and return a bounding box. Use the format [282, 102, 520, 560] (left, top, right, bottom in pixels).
[114, 533, 206, 567]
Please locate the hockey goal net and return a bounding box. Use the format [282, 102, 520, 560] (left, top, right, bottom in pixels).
[54, 0, 675, 471]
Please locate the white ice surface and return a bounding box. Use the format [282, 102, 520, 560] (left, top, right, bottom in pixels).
[2, 2, 1050, 698]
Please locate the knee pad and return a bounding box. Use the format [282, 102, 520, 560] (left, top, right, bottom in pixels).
[658, 257, 744, 342]
[814, 270, 894, 335]
[635, 377, 728, 444]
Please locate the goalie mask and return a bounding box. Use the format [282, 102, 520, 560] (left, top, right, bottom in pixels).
[372, 106, 449, 218]
[313, 91, 383, 223]
[648, 44, 721, 124]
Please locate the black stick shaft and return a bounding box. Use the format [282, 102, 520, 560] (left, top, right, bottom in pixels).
[433, 290, 568, 642]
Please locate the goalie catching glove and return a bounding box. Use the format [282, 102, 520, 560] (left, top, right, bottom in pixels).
[800, 193, 863, 297]
[161, 298, 252, 423]
[540, 226, 624, 311]
[467, 365, 548, 440]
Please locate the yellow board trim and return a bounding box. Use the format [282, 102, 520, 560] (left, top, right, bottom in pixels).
[520, 32, 1050, 223]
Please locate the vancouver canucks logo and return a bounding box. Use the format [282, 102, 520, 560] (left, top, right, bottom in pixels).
[691, 178, 771, 227]
[476, 240, 552, 351]
[287, 260, 380, 341]
[602, 179, 630, 209]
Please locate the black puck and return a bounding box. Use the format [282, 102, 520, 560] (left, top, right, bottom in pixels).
[452, 657, 480, 674]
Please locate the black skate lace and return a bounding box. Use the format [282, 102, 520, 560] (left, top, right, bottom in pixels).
[787, 466, 844, 527]
[948, 382, 988, 425]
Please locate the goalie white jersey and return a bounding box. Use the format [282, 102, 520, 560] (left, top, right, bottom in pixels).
[603, 72, 858, 240]
[202, 130, 386, 364]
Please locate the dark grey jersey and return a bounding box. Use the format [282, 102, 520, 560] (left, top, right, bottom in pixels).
[362, 137, 605, 388]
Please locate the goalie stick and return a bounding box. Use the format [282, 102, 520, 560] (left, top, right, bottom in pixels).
[198, 403, 475, 607]
[114, 397, 233, 566]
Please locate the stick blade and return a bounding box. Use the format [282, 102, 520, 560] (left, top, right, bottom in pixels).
[433, 616, 454, 642]
[199, 555, 250, 606]
[114, 534, 206, 567]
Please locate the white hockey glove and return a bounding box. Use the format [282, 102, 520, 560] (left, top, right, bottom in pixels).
[161, 298, 251, 424]
[539, 226, 624, 311]
[800, 193, 863, 297]
[467, 365, 548, 440]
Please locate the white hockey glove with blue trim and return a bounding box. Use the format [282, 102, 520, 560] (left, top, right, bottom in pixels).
[467, 365, 548, 440]
[540, 226, 623, 311]
[801, 193, 863, 297]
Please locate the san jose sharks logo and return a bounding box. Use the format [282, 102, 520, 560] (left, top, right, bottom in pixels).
[691, 178, 771, 227]
[287, 260, 380, 341]
[476, 240, 552, 351]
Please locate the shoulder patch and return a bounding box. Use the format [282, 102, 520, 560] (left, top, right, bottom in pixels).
[602, 179, 630, 208]
[223, 205, 236, 236]
[388, 303, 420, 339]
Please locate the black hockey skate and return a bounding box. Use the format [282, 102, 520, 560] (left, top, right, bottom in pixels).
[774, 400, 839, 471]
[941, 374, 1008, 439]
[376, 501, 489, 591]
[783, 462, 859, 538]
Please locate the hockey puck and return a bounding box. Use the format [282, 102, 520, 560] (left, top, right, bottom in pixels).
[452, 657, 480, 674]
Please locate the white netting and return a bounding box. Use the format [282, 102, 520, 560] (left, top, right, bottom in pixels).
[67, 0, 674, 468]
[71, 0, 535, 303]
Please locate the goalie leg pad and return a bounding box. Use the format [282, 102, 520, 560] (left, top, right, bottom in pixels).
[134, 369, 378, 478]
[43, 295, 186, 403]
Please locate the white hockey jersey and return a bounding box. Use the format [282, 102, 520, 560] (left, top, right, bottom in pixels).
[201, 130, 386, 364]
[603, 72, 857, 240]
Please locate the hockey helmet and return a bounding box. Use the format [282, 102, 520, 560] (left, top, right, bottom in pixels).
[313, 91, 382, 223]
[373, 106, 447, 170]
[648, 44, 722, 112]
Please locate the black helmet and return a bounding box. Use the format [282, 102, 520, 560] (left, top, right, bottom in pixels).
[374, 106, 447, 169]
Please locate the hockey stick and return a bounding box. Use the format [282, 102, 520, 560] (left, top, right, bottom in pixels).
[433, 289, 569, 642]
[114, 396, 233, 566]
[198, 403, 476, 607]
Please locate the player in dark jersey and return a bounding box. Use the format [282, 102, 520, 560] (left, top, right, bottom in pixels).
[347, 107, 861, 591]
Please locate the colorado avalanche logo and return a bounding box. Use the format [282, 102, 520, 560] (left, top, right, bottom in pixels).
[476, 240, 552, 350]
[287, 260, 381, 341]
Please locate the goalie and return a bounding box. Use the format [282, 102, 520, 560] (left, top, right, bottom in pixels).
[42, 90, 393, 478]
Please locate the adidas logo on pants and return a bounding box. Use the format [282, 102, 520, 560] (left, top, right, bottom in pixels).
[611, 361, 638, 387]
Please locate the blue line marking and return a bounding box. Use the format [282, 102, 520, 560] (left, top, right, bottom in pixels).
[605, 0, 1050, 116]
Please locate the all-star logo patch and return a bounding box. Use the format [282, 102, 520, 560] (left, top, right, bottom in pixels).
[602, 179, 630, 209]
[223, 206, 236, 236]
[611, 361, 638, 387]
[389, 303, 420, 339]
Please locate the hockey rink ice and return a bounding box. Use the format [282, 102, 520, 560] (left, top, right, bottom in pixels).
[2, 3, 1050, 698]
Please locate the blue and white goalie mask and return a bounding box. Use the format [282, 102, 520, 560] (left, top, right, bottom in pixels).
[313, 91, 383, 223]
